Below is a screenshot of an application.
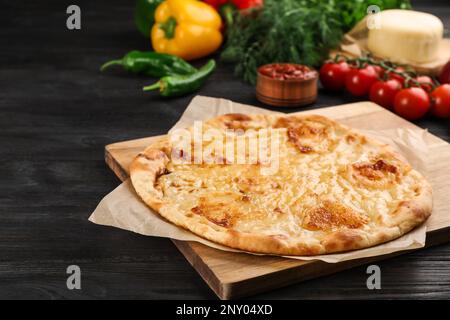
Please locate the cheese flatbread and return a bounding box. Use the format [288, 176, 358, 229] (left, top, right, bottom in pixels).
[130, 114, 432, 255]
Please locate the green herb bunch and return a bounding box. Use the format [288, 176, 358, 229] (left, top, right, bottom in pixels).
[221, 0, 411, 84]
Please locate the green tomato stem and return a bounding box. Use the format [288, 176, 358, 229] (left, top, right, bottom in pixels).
[339, 53, 438, 91]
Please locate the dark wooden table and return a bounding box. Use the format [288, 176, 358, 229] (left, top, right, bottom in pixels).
[0, 0, 449, 299]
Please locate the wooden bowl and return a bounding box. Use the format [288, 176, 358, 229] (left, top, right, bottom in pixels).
[256, 63, 318, 107]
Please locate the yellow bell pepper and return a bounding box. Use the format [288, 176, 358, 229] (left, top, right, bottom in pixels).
[151, 0, 223, 61]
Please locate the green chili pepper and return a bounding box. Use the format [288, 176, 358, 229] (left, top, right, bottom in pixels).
[135, 0, 164, 38]
[143, 60, 216, 97]
[100, 50, 197, 78]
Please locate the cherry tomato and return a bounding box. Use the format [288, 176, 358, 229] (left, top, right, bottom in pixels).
[372, 65, 385, 78]
[387, 67, 406, 86]
[414, 75, 434, 92]
[431, 84, 450, 118]
[393, 87, 430, 121]
[345, 65, 378, 96]
[439, 60, 450, 84]
[369, 79, 402, 110]
[319, 62, 350, 91]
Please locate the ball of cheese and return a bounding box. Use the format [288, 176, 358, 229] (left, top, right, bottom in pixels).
[367, 10, 443, 64]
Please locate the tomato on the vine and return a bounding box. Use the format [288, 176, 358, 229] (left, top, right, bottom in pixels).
[387, 67, 406, 86]
[369, 79, 402, 110]
[431, 84, 450, 118]
[393, 87, 430, 121]
[414, 75, 434, 93]
[345, 65, 378, 96]
[319, 61, 350, 91]
[372, 65, 385, 78]
[318, 57, 445, 121]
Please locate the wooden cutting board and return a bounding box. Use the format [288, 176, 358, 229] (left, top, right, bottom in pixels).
[105, 101, 450, 300]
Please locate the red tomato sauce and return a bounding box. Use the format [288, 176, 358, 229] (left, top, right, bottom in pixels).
[258, 63, 316, 81]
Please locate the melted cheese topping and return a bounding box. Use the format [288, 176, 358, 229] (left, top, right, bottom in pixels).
[157, 119, 421, 241]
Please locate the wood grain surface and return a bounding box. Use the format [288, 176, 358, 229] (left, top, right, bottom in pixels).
[105, 101, 450, 299]
[0, 0, 449, 299]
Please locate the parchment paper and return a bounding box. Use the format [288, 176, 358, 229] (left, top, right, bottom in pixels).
[89, 96, 430, 263]
[337, 16, 450, 75]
